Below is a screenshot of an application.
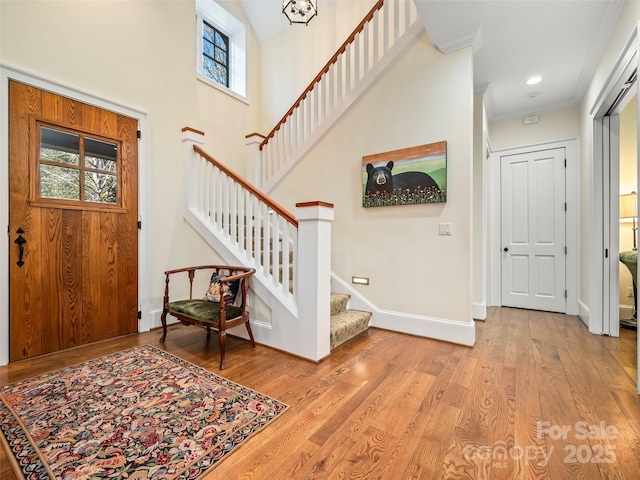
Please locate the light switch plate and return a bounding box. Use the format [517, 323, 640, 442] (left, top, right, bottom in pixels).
[439, 223, 452, 235]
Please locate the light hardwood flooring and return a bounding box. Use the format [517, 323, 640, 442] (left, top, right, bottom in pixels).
[1, 307, 638, 479]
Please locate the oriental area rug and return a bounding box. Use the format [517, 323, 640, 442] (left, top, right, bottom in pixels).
[0, 345, 287, 479]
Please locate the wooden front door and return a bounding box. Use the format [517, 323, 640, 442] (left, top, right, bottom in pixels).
[8, 80, 139, 362]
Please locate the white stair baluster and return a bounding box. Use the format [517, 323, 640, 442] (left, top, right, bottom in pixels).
[272, 214, 281, 287]
[393, 0, 400, 43]
[230, 180, 237, 244]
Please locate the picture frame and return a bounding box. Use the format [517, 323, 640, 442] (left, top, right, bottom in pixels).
[362, 141, 447, 208]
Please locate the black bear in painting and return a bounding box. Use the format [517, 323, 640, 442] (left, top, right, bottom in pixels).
[365, 161, 439, 195]
[365, 162, 395, 195]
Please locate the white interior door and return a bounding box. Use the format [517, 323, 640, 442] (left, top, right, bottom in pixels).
[501, 148, 566, 312]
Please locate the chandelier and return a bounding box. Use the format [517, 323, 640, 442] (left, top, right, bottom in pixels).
[283, 0, 317, 26]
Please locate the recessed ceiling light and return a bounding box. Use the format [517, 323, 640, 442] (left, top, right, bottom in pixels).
[527, 76, 542, 85]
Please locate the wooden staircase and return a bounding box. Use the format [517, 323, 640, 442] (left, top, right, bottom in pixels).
[184, 1, 422, 358]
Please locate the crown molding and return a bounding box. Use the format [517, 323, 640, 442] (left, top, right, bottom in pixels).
[434, 26, 483, 54]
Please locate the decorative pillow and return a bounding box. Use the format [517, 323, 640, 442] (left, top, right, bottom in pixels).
[203, 272, 241, 304]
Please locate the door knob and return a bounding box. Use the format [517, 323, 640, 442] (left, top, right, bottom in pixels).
[503, 247, 509, 252]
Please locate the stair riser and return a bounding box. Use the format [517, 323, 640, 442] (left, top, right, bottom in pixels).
[330, 293, 350, 315]
[330, 310, 372, 350]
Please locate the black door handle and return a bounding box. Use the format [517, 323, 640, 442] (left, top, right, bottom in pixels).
[503, 247, 509, 252]
[15, 228, 26, 267]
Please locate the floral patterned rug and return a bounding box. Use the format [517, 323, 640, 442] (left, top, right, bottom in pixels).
[0, 345, 287, 479]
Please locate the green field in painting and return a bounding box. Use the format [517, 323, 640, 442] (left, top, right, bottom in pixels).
[427, 168, 446, 191]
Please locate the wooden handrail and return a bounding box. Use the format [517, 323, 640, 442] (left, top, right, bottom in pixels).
[193, 145, 298, 227]
[260, 0, 384, 150]
[182, 126, 205, 136]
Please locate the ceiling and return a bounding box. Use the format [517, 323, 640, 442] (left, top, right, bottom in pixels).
[238, 0, 625, 123]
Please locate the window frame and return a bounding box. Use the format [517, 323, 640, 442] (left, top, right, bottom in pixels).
[196, 0, 248, 104]
[30, 119, 126, 213]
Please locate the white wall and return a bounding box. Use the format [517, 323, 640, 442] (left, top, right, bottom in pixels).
[270, 32, 475, 326]
[579, 3, 640, 310]
[0, 0, 260, 315]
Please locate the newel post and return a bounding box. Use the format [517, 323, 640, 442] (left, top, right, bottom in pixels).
[245, 133, 265, 188]
[295, 201, 334, 361]
[181, 127, 205, 211]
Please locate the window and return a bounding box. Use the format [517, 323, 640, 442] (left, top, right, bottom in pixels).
[202, 21, 229, 87]
[34, 123, 122, 210]
[196, 0, 248, 102]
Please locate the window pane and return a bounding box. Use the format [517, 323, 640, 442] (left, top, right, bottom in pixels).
[214, 31, 228, 51]
[40, 164, 80, 200]
[203, 56, 228, 86]
[204, 39, 215, 57]
[203, 22, 215, 43]
[203, 56, 215, 80]
[85, 137, 117, 172]
[84, 171, 117, 204]
[40, 127, 79, 165]
[217, 65, 228, 86]
[214, 46, 227, 65]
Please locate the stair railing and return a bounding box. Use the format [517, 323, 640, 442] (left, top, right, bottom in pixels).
[190, 142, 297, 300]
[183, 128, 335, 360]
[257, 0, 420, 189]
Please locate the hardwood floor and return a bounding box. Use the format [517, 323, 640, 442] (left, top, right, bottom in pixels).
[1, 307, 638, 479]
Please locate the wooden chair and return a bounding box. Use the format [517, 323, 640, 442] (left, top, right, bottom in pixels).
[160, 265, 256, 369]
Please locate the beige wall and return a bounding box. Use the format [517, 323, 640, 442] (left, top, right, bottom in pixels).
[0, 0, 261, 310]
[258, 0, 374, 131]
[1, 0, 476, 337]
[489, 107, 580, 151]
[271, 33, 475, 323]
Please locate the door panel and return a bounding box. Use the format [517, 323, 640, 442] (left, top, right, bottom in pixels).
[501, 148, 566, 312]
[9, 80, 139, 361]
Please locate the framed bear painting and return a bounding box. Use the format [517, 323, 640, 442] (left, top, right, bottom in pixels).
[362, 141, 447, 207]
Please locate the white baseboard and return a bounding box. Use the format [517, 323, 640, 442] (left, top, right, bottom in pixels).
[473, 303, 486, 321]
[578, 300, 589, 327]
[371, 309, 476, 346]
[331, 273, 475, 347]
[148, 275, 478, 352]
[145, 307, 177, 331]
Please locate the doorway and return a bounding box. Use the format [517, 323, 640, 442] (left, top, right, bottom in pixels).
[618, 93, 637, 330]
[0, 67, 151, 366]
[500, 147, 567, 312]
[488, 139, 579, 315]
[590, 52, 637, 337]
[8, 80, 139, 361]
